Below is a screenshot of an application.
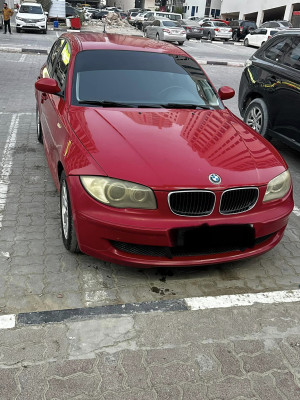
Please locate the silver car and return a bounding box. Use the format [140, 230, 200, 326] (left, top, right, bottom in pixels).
[200, 21, 232, 41]
[145, 19, 186, 45]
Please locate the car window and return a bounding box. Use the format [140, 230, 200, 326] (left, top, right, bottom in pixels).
[264, 38, 292, 62]
[213, 22, 227, 27]
[72, 50, 222, 108]
[162, 20, 180, 27]
[52, 41, 71, 95]
[19, 5, 43, 14]
[280, 21, 292, 27]
[47, 39, 65, 77]
[153, 20, 160, 26]
[279, 37, 300, 70]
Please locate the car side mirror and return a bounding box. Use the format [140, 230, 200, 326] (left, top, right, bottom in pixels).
[218, 86, 235, 100]
[35, 78, 61, 94]
[45, 11, 48, 15]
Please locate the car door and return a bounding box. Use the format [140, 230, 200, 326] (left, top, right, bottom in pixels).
[38, 38, 65, 166]
[48, 41, 72, 184]
[263, 36, 300, 144]
[201, 22, 211, 38]
[40, 40, 72, 185]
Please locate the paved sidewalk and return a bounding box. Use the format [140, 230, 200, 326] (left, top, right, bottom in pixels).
[1, 300, 300, 399]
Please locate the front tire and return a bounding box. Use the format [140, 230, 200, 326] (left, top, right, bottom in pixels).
[177, 41, 184, 45]
[16, 27, 21, 33]
[207, 32, 212, 41]
[244, 98, 271, 140]
[244, 38, 249, 47]
[60, 172, 80, 253]
[36, 105, 43, 143]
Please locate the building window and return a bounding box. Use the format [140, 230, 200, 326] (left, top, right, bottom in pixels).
[205, 7, 210, 16]
[211, 9, 215, 17]
[206, 0, 211, 7]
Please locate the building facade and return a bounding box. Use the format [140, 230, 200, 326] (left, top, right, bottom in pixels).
[221, 0, 300, 26]
[182, 0, 221, 19]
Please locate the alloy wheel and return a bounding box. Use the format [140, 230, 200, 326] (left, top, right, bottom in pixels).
[245, 106, 263, 132]
[61, 181, 69, 240]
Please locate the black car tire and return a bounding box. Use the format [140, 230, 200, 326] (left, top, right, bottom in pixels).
[60, 171, 80, 253]
[244, 98, 271, 140]
[36, 105, 43, 143]
[207, 32, 212, 41]
[232, 31, 239, 41]
[244, 38, 249, 46]
[16, 27, 21, 33]
[177, 41, 184, 45]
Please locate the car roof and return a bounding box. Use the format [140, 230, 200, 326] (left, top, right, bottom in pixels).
[63, 32, 188, 55]
[20, 2, 43, 5]
[272, 28, 300, 35]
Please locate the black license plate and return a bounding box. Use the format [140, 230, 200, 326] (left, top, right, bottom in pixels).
[175, 224, 255, 252]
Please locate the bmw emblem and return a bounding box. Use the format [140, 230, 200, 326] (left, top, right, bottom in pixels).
[209, 174, 221, 185]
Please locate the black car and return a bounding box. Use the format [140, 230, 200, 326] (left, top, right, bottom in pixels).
[177, 20, 202, 40]
[91, 10, 109, 19]
[238, 29, 300, 151]
[228, 20, 257, 41]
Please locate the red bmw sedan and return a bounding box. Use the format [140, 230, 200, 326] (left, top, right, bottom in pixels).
[35, 32, 294, 268]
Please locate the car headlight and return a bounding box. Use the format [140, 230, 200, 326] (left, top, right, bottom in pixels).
[36, 18, 46, 22]
[80, 176, 157, 209]
[263, 170, 291, 202]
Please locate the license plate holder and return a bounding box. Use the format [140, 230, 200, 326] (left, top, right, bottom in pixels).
[175, 224, 255, 251]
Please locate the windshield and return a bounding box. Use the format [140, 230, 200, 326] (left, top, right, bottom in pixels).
[162, 20, 181, 27]
[281, 21, 292, 27]
[213, 22, 228, 27]
[19, 5, 43, 14]
[72, 50, 222, 109]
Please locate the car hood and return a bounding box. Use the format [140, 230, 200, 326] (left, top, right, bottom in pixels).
[68, 107, 286, 190]
[17, 12, 45, 19]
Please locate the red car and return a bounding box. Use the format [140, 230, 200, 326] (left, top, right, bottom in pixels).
[35, 32, 293, 268]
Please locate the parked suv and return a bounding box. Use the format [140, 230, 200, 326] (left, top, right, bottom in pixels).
[228, 20, 257, 41]
[142, 11, 182, 31]
[238, 30, 300, 151]
[15, 2, 48, 33]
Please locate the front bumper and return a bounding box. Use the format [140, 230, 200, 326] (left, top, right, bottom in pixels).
[16, 19, 47, 30]
[68, 176, 293, 267]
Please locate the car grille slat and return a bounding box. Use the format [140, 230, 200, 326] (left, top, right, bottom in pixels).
[169, 191, 215, 216]
[168, 188, 258, 216]
[220, 188, 259, 214]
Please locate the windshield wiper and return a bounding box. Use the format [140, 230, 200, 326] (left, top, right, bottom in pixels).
[161, 103, 213, 110]
[78, 100, 136, 108]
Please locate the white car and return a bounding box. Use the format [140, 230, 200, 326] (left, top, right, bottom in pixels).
[16, 2, 47, 34]
[145, 19, 186, 45]
[244, 28, 280, 47]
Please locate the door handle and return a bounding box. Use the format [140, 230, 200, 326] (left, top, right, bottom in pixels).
[41, 92, 48, 103]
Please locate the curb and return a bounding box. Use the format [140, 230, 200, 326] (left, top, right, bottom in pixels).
[196, 59, 244, 67]
[0, 46, 244, 66]
[1, 289, 300, 329]
[0, 47, 48, 54]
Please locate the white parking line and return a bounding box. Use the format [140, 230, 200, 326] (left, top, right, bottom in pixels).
[185, 289, 300, 310]
[0, 113, 19, 230]
[19, 54, 27, 63]
[0, 314, 16, 330]
[293, 206, 300, 217]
